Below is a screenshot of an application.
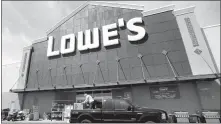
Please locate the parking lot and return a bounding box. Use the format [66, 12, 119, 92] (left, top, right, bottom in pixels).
[2, 120, 68, 124]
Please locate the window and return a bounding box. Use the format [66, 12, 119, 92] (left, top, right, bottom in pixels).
[114, 99, 130, 110]
[102, 99, 113, 110]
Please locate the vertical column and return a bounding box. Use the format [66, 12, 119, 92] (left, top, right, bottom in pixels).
[17, 45, 33, 89]
[173, 6, 217, 75]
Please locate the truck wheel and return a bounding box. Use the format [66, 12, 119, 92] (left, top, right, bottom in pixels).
[69, 119, 73, 123]
[80, 119, 92, 123]
[7, 118, 10, 121]
[21, 116, 25, 120]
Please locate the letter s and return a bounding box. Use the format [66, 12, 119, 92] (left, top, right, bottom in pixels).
[127, 17, 146, 42]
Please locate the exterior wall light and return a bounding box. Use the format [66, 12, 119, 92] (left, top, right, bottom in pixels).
[79, 64, 83, 67]
[138, 53, 143, 58]
[162, 50, 168, 55]
[116, 57, 120, 62]
[116, 81, 120, 85]
[96, 60, 100, 65]
[63, 66, 67, 69]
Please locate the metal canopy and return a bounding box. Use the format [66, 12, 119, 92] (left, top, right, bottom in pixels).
[11, 73, 220, 93]
[11, 52, 221, 93]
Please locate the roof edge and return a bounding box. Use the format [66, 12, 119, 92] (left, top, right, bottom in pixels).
[23, 45, 33, 51]
[11, 73, 220, 93]
[46, 1, 89, 35]
[32, 37, 48, 44]
[173, 6, 195, 16]
[202, 24, 220, 29]
[142, 4, 175, 17]
[89, 1, 144, 11]
[46, 1, 145, 35]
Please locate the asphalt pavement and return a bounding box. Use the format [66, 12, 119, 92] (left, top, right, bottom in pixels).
[1, 120, 69, 124]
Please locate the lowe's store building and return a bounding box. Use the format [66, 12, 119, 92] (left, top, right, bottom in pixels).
[12, 1, 220, 118]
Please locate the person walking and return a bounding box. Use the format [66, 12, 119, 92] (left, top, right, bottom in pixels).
[82, 93, 95, 109]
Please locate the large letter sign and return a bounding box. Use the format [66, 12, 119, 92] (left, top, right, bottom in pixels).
[47, 17, 146, 57]
[60, 34, 75, 54]
[127, 17, 146, 42]
[77, 28, 100, 52]
[102, 23, 119, 47]
[77, 31, 87, 51]
[47, 36, 60, 57]
[88, 28, 100, 49]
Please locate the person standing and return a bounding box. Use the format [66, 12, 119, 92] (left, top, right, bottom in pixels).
[82, 93, 95, 109]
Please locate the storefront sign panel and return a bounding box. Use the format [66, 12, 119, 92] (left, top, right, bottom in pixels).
[16, 46, 32, 89]
[47, 17, 146, 57]
[150, 85, 180, 99]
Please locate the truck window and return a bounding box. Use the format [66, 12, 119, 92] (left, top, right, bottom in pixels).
[102, 99, 113, 110]
[114, 99, 130, 110]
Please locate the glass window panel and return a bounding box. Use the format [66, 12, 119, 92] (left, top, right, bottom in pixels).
[103, 99, 113, 110]
[114, 99, 129, 110]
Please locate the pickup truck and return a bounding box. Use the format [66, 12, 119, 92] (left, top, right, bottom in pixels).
[70, 98, 168, 123]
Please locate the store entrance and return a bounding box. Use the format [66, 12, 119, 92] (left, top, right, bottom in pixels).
[76, 89, 112, 103]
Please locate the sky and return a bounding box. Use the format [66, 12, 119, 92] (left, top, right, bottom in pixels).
[1, 1, 220, 92]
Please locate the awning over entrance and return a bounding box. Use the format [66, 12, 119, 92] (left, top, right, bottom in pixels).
[11, 73, 220, 93]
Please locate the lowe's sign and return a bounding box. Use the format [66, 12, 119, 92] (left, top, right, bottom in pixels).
[47, 17, 146, 57]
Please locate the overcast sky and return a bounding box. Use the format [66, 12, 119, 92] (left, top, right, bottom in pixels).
[2, 1, 220, 92]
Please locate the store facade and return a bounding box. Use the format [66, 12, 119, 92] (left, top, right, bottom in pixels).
[12, 1, 220, 118]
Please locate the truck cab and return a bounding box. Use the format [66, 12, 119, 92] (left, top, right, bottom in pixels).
[70, 98, 168, 123]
